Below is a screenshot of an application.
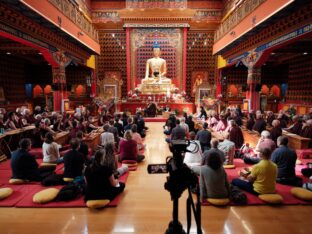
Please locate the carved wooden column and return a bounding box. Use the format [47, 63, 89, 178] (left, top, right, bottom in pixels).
[241, 50, 263, 111]
[247, 67, 261, 111]
[51, 50, 71, 112]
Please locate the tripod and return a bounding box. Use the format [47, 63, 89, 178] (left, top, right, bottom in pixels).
[164, 153, 203, 234]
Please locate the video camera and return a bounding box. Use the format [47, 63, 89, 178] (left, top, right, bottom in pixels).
[147, 139, 202, 234]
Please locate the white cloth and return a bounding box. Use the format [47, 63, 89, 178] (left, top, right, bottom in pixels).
[42, 142, 61, 163]
[184, 140, 202, 168]
[100, 132, 114, 146]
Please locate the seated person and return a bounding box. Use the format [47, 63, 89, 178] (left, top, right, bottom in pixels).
[217, 139, 235, 165]
[198, 106, 207, 120]
[63, 138, 85, 179]
[180, 117, 189, 136]
[246, 112, 255, 131]
[5, 111, 18, 130]
[42, 132, 63, 164]
[186, 115, 195, 133]
[170, 119, 186, 141]
[252, 113, 266, 134]
[114, 116, 124, 137]
[271, 136, 302, 186]
[144, 102, 157, 117]
[84, 149, 125, 202]
[119, 130, 145, 162]
[232, 147, 277, 195]
[199, 151, 230, 201]
[201, 139, 225, 164]
[266, 111, 275, 127]
[11, 138, 54, 181]
[195, 122, 211, 152]
[100, 124, 115, 146]
[244, 130, 276, 164]
[76, 131, 89, 162]
[124, 117, 133, 131]
[286, 115, 303, 135]
[131, 124, 145, 151]
[213, 114, 227, 132]
[228, 120, 244, 149]
[183, 132, 202, 168]
[277, 113, 288, 129]
[270, 119, 282, 144]
[101, 143, 128, 178]
[164, 114, 176, 135]
[108, 119, 119, 146]
[300, 119, 312, 139]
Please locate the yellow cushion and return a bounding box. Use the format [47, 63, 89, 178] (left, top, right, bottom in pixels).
[122, 162, 138, 167]
[223, 165, 236, 169]
[207, 198, 230, 206]
[0, 188, 13, 200]
[86, 199, 110, 209]
[33, 188, 59, 204]
[9, 179, 26, 184]
[63, 177, 74, 182]
[258, 194, 283, 204]
[296, 159, 302, 165]
[291, 187, 312, 201]
[39, 163, 57, 168]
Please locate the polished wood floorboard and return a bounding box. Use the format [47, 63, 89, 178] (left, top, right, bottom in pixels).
[0, 122, 312, 233]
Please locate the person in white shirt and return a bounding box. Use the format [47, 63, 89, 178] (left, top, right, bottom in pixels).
[100, 124, 114, 146]
[183, 132, 202, 169]
[42, 132, 63, 163]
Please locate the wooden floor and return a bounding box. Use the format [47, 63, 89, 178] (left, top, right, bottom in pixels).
[0, 122, 312, 233]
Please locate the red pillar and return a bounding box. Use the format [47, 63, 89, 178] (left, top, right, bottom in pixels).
[126, 27, 131, 93]
[247, 67, 261, 111]
[52, 66, 66, 112]
[182, 27, 187, 92]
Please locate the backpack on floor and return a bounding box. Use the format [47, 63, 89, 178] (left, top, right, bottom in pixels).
[57, 183, 81, 201]
[229, 185, 247, 205]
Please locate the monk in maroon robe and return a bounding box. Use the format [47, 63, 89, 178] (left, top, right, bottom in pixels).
[270, 120, 282, 144]
[228, 120, 244, 148]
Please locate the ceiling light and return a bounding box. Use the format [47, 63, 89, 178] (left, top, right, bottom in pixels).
[271, 52, 275, 55]
[38, 52, 42, 55]
[303, 52, 308, 55]
[6, 52, 11, 55]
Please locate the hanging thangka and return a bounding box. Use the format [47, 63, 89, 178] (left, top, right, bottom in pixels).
[126, 0, 187, 9]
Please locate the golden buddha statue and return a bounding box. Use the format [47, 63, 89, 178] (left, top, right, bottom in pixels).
[143, 44, 171, 84]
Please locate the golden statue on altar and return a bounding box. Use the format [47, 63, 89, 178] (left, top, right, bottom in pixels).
[139, 43, 174, 94]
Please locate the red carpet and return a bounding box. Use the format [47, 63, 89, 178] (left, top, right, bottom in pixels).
[0, 160, 11, 170]
[144, 117, 166, 122]
[15, 172, 129, 208]
[0, 185, 34, 207]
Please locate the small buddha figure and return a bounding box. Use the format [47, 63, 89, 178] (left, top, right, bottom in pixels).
[143, 43, 170, 84]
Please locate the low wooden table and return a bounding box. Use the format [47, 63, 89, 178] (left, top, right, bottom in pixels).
[282, 130, 312, 149]
[83, 129, 104, 151]
[54, 131, 70, 146]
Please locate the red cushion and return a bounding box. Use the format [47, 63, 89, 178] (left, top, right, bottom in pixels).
[29, 148, 43, 159]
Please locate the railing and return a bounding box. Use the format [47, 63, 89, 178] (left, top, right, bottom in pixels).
[49, 0, 98, 41]
[214, 0, 266, 42]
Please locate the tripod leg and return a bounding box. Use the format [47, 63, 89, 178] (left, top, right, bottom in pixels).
[186, 197, 191, 234]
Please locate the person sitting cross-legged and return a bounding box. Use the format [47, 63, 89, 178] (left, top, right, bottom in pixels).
[11, 138, 55, 181]
[271, 136, 302, 187]
[42, 132, 63, 164]
[232, 147, 277, 195]
[199, 151, 230, 201]
[183, 132, 202, 169]
[84, 149, 125, 202]
[63, 138, 85, 179]
[244, 130, 276, 165]
[119, 130, 145, 163]
[195, 122, 211, 152]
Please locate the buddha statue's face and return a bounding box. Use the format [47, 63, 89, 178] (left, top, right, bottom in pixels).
[153, 48, 161, 57]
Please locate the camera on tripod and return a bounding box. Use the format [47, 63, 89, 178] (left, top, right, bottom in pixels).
[147, 139, 203, 234]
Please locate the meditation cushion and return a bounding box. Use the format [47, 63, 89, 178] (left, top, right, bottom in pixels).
[39, 163, 57, 169]
[291, 187, 312, 201]
[0, 188, 13, 200]
[63, 177, 74, 182]
[86, 199, 110, 209]
[9, 178, 26, 184]
[33, 188, 60, 204]
[296, 159, 302, 165]
[122, 160, 138, 167]
[223, 164, 236, 169]
[258, 194, 283, 204]
[207, 198, 230, 206]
